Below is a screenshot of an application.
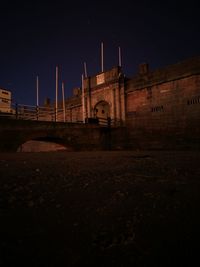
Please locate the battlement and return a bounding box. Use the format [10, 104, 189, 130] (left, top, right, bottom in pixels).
[126, 56, 200, 92]
[83, 66, 122, 89]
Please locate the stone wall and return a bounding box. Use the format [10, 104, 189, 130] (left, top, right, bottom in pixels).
[0, 118, 110, 152]
[56, 56, 200, 150]
[125, 56, 200, 149]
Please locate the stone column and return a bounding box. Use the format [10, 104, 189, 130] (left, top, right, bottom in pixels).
[120, 83, 126, 123]
[111, 88, 115, 120]
[82, 74, 85, 123]
[87, 90, 91, 118]
[115, 83, 121, 124]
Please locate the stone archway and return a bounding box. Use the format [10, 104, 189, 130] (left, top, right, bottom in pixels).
[94, 101, 110, 120]
[94, 101, 111, 126]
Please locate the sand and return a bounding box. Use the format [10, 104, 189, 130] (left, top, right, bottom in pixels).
[0, 151, 200, 266]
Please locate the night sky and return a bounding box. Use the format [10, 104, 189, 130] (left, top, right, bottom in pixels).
[0, 0, 200, 105]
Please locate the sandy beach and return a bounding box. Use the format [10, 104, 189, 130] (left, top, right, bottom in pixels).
[0, 151, 200, 266]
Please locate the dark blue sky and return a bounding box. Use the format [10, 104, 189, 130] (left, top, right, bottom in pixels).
[0, 0, 200, 105]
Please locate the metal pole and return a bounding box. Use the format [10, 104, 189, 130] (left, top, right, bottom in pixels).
[62, 81, 66, 122]
[82, 74, 85, 123]
[118, 46, 122, 67]
[101, 42, 104, 72]
[36, 75, 39, 120]
[84, 62, 87, 78]
[36, 75, 39, 106]
[55, 66, 58, 122]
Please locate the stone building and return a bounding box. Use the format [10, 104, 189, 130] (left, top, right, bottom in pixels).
[65, 56, 200, 127]
[82, 66, 126, 125]
[60, 66, 127, 125]
[62, 55, 200, 149]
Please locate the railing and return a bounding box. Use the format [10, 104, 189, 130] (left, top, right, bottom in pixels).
[16, 105, 57, 121]
[98, 117, 112, 127]
[90, 117, 121, 127]
[0, 103, 68, 122]
[0, 103, 122, 127]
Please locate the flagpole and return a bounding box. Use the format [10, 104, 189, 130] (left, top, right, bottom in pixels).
[84, 62, 88, 78]
[55, 65, 58, 121]
[36, 75, 39, 120]
[62, 81, 66, 122]
[36, 75, 39, 106]
[118, 46, 122, 67]
[101, 42, 104, 72]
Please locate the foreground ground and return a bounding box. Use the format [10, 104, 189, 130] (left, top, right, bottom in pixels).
[0, 151, 200, 266]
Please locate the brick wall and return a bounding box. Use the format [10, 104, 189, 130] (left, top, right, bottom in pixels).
[125, 57, 200, 149]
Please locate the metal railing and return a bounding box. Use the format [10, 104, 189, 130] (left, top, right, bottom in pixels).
[15, 104, 57, 121]
[0, 103, 67, 122]
[89, 117, 121, 127]
[0, 103, 122, 127]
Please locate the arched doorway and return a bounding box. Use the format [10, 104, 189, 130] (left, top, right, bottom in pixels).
[94, 101, 110, 125]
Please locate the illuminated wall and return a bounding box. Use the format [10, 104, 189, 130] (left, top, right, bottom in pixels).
[126, 57, 200, 132]
[64, 55, 200, 146]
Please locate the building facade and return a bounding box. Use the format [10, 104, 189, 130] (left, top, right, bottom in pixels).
[66, 57, 199, 127]
[82, 66, 126, 125]
[0, 88, 12, 113]
[62, 56, 200, 149]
